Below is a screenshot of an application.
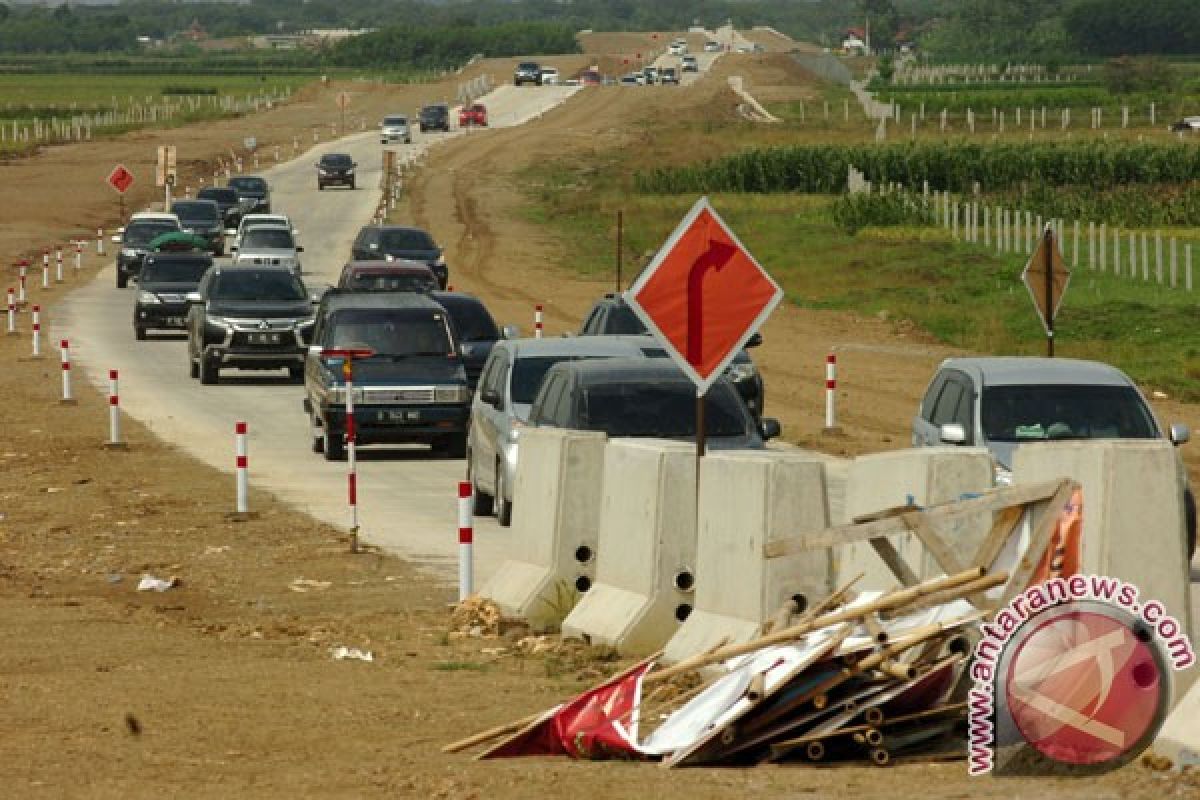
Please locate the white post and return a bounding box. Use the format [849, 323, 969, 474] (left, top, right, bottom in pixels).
[1113, 229, 1121, 276]
[6, 287, 15, 335]
[1155, 232, 1163, 284]
[60, 340, 73, 402]
[97, 228, 105, 256]
[983, 206, 990, 247]
[31, 305, 40, 357]
[108, 369, 121, 445]
[1088, 222, 1095, 270]
[1025, 211, 1033, 253]
[1072, 220, 1080, 267]
[1099, 223, 1107, 272]
[824, 352, 837, 431]
[534, 304, 544, 338]
[1129, 231, 1137, 279]
[1170, 237, 1178, 288]
[458, 481, 474, 601]
[55, 247, 63, 284]
[1141, 233, 1150, 281]
[1187, 245, 1193, 291]
[236, 421, 249, 514]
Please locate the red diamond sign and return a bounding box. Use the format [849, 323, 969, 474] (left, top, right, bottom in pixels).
[626, 197, 782, 394]
[107, 164, 134, 194]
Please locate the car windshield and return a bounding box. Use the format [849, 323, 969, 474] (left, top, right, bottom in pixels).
[228, 177, 266, 193]
[346, 272, 435, 292]
[981, 385, 1158, 442]
[511, 355, 596, 404]
[124, 222, 180, 246]
[328, 310, 451, 356]
[172, 202, 219, 224]
[383, 116, 407, 126]
[606, 305, 648, 334]
[214, 270, 306, 302]
[322, 155, 353, 167]
[421, 106, 446, 118]
[141, 259, 210, 283]
[580, 382, 746, 437]
[379, 229, 435, 251]
[441, 300, 499, 342]
[242, 228, 295, 249]
[199, 188, 237, 203]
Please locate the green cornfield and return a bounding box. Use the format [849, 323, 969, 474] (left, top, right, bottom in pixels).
[634, 141, 1200, 195]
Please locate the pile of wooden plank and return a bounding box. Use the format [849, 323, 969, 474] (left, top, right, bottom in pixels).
[445, 567, 1002, 766]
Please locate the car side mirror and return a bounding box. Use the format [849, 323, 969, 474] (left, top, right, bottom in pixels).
[746, 332, 763, 348]
[1169, 423, 1190, 446]
[760, 417, 781, 441]
[939, 423, 966, 445]
[501, 324, 520, 340]
[481, 387, 501, 408]
[185, 292, 203, 304]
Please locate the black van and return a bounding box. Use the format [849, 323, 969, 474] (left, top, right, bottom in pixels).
[419, 103, 450, 133]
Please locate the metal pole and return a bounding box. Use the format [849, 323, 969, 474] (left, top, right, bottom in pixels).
[616, 210, 623, 292]
[458, 481, 473, 600]
[235, 421, 249, 514]
[1044, 227, 1054, 357]
[345, 358, 359, 552]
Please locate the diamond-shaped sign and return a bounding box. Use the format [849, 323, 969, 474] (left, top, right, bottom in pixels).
[107, 164, 134, 195]
[626, 197, 782, 394]
[1022, 226, 1071, 335]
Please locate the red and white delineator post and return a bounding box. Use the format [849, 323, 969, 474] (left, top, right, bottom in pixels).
[321, 347, 375, 551]
[107, 369, 122, 445]
[17, 261, 27, 305]
[74, 241, 82, 273]
[6, 288, 15, 335]
[458, 481, 474, 601]
[97, 228, 105, 256]
[60, 339, 73, 402]
[235, 421, 249, 514]
[534, 304, 544, 338]
[824, 351, 838, 430]
[31, 305, 41, 357]
[55, 247, 63, 283]
[41, 249, 50, 289]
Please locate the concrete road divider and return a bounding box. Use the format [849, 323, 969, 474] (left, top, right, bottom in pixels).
[663, 450, 840, 664]
[480, 427, 606, 630]
[837, 447, 994, 591]
[561, 438, 697, 655]
[1013, 440, 1195, 694]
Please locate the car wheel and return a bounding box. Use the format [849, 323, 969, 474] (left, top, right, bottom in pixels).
[1185, 488, 1197, 560]
[350, 180, 356, 190]
[116, 271, 128, 289]
[323, 427, 346, 461]
[442, 432, 466, 459]
[135, 327, 146, 341]
[287, 364, 303, 382]
[318, 183, 324, 191]
[188, 348, 199, 379]
[495, 463, 512, 527]
[199, 356, 219, 385]
[310, 410, 324, 454]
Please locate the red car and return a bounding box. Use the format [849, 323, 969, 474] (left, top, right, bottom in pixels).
[458, 103, 488, 127]
[580, 69, 603, 86]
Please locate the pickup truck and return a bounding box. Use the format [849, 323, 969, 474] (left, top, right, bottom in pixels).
[303, 291, 470, 460]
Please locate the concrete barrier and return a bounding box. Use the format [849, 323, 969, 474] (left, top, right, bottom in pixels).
[662, 450, 840, 664]
[479, 427, 607, 631]
[836, 447, 995, 590]
[1155, 677, 1200, 769]
[1013, 440, 1195, 696]
[560, 439, 697, 655]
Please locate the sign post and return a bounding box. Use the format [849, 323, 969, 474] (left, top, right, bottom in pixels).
[337, 91, 350, 134]
[1022, 225, 1072, 357]
[626, 197, 782, 481]
[107, 164, 134, 221]
[155, 146, 177, 210]
[322, 346, 375, 552]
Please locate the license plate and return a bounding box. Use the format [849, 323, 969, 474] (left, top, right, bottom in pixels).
[164, 317, 183, 327]
[382, 410, 419, 422]
[248, 332, 281, 344]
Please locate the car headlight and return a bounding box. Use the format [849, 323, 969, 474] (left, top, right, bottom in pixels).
[137, 291, 161, 305]
[121, 248, 139, 258]
[207, 316, 233, 330]
[726, 362, 758, 383]
[297, 318, 315, 329]
[318, 168, 329, 175]
[434, 254, 446, 267]
[434, 385, 468, 403]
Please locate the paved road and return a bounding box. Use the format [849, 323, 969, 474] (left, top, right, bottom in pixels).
[55, 84, 580, 582]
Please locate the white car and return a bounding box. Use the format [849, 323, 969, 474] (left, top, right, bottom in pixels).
[668, 43, 687, 56]
[539, 67, 560, 85]
[231, 226, 304, 275]
[704, 40, 721, 52]
[1170, 116, 1200, 132]
[233, 214, 297, 251]
[380, 114, 412, 144]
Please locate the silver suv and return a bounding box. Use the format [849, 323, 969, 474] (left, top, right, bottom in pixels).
[380, 114, 411, 144]
[466, 336, 658, 525]
[912, 356, 1195, 556]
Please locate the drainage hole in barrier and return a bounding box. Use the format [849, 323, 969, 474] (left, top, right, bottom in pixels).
[574, 575, 592, 593]
[674, 571, 695, 592]
[574, 545, 593, 564]
[791, 594, 808, 613]
[675, 603, 693, 622]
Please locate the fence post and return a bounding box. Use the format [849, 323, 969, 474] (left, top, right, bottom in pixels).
[1129, 232, 1137, 279]
[1155, 232, 1164, 284]
[1072, 220, 1080, 267]
[1170, 237, 1178, 288]
[1141, 233, 1150, 281]
[1113, 228, 1121, 277]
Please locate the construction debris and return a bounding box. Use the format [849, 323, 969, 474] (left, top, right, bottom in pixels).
[444, 568, 999, 766]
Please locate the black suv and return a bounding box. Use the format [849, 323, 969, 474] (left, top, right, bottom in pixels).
[350, 225, 448, 288]
[419, 104, 450, 133]
[170, 199, 225, 256]
[134, 252, 212, 340]
[514, 61, 542, 86]
[197, 186, 248, 229]
[430, 290, 504, 390]
[303, 291, 470, 460]
[317, 153, 356, 190]
[579, 292, 767, 419]
[115, 217, 181, 288]
[227, 175, 271, 213]
[186, 265, 315, 384]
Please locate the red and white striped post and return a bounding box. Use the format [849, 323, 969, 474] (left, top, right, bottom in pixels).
[6, 288, 15, 335]
[235, 421, 249, 514]
[55, 246, 63, 283]
[458, 480, 474, 600]
[31, 305, 41, 357]
[74, 241, 82, 273]
[824, 351, 838, 431]
[322, 347, 374, 551]
[41, 249, 50, 289]
[534, 304, 544, 338]
[60, 339, 73, 402]
[96, 228, 105, 256]
[17, 261, 27, 305]
[107, 369, 122, 445]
